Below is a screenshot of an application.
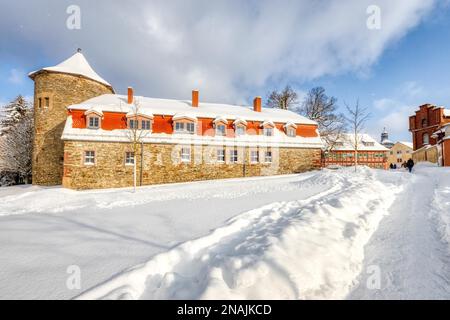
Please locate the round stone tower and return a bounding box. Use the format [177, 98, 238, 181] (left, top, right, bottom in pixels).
[29, 50, 114, 185]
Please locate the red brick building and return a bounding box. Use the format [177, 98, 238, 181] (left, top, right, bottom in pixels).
[409, 104, 450, 166]
[323, 134, 389, 169]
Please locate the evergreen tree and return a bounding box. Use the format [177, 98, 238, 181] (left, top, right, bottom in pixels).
[0, 95, 30, 136]
[0, 96, 34, 185]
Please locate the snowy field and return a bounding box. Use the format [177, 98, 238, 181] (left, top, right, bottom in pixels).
[0, 164, 449, 300]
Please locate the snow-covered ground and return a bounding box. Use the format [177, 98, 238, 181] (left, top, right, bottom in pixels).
[0, 164, 449, 300]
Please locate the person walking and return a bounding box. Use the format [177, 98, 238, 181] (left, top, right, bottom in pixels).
[406, 158, 415, 173]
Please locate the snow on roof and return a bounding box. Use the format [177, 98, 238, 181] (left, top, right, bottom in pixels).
[67, 94, 318, 125]
[444, 109, 450, 117]
[233, 118, 248, 126]
[284, 121, 298, 129]
[29, 52, 112, 88]
[330, 133, 389, 151]
[397, 141, 413, 149]
[61, 116, 324, 149]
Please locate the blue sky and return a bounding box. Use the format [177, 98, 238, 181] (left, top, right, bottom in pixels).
[1, 0, 449, 142]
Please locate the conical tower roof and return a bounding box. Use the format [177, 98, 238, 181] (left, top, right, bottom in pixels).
[29, 50, 112, 88]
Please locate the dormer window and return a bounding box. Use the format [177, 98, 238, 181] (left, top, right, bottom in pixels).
[174, 121, 196, 134]
[363, 142, 375, 147]
[129, 119, 138, 129]
[126, 113, 153, 132]
[88, 116, 100, 129]
[216, 124, 227, 136]
[284, 122, 297, 137]
[235, 126, 246, 136]
[263, 127, 274, 137]
[85, 109, 103, 130]
[141, 120, 152, 130]
[261, 120, 275, 137]
[233, 119, 247, 137]
[287, 128, 296, 137]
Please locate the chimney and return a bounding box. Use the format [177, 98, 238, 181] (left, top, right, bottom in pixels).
[192, 90, 199, 108]
[128, 87, 134, 104]
[253, 97, 262, 112]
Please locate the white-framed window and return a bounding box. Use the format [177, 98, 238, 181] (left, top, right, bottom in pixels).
[175, 122, 184, 132]
[129, 119, 138, 129]
[88, 116, 100, 129]
[181, 146, 191, 163]
[84, 151, 95, 165]
[216, 124, 226, 136]
[141, 120, 152, 131]
[217, 149, 225, 163]
[263, 127, 274, 137]
[287, 127, 296, 137]
[125, 152, 135, 165]
[175, 122, 196, 134]
[235, 126, 246, 136]
[230, 149, 238, 163]
[264, 151, 272, 163]
[250, 150, 259, 163]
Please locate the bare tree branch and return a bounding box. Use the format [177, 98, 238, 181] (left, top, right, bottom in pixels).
[266, 85, 299, 110]
[342, 100, 371, 171]
[298, 87, 346, 151]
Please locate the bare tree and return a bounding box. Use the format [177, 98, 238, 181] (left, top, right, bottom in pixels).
[125, 99, 150, 192]
[266, 85, 299, 110]
[299, 87, 346, 151]
[343, 100, 371, 171]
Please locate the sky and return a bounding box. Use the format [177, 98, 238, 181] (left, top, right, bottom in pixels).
[1, 0, 450, 142]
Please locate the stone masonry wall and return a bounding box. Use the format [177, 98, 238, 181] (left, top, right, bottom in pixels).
[63, 141, 322, 190]
[32, 72, 113, 186]
[412, 145, 438, 164]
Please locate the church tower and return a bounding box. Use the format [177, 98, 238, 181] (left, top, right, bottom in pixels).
[29, 49, 114, 185]
[380, 127, 394, 149]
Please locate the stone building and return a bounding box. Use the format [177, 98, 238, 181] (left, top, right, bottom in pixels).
[323, 133, 389, 169]
[29, 51, 323, 189]
[409, 104, 450, 166]
[28, 50, 114, 185]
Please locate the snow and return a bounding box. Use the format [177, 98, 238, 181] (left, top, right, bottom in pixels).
[2, 165, 450, 300]
[330, 133, 389, 151]
[28, 52, 111, 87]
[67, 94, 318, 126]
[398, 141, 413, 149]
[444, 109, 450, 117]
[349, 163, 450, 299]
[61, 116, 324, 149]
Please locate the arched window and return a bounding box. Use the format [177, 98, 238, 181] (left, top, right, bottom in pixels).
[422, 133, 429, 145]
[421, 118, 428, 128]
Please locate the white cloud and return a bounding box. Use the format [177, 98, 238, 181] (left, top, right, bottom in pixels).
[0, 0, 437, 104]
[400, 81, 425, 99]
[7, 69, 25, 85]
